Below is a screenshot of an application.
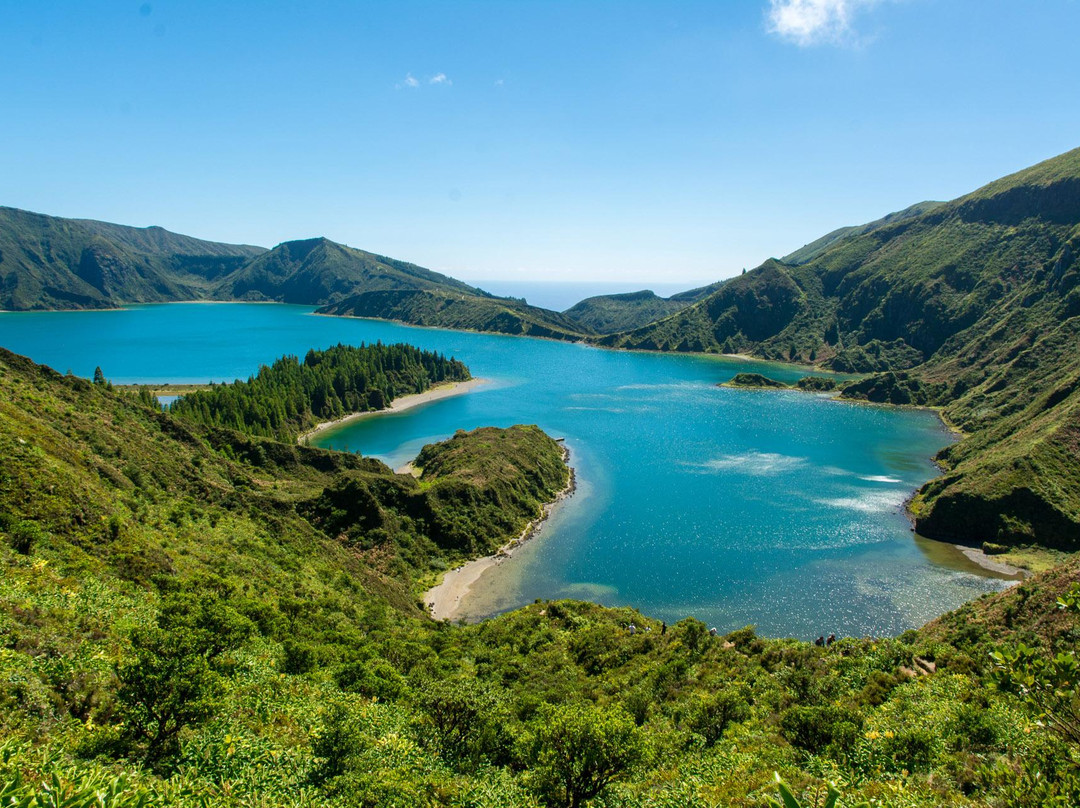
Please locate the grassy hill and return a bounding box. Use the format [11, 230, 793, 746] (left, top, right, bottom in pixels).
[562, 282, 725, 334]
[318, 288, 591, 341]
[215, 237, 482, 305]
[599, 147, 1080, 551]
[0, 207, 593, 340]
[781, 201, 946, 266]
[1, 347, 1078, 806]
[0, 207, 264, 310]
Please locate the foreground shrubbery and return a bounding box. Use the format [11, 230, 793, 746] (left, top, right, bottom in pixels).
[3, 544, 1078, 807]
[1, 347, 1079, 806]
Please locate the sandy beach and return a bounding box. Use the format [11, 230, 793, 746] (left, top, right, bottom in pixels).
[296, 377, 488, 444]
[424, 446, 576, 622]
[954, 544, 1026, 578]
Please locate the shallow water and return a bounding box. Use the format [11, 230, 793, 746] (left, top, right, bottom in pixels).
[0, 303, 1011, 637]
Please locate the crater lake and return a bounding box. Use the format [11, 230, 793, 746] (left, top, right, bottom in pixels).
[0, 303, 1013, 637]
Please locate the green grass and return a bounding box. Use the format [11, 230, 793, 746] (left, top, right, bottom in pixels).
[3, 346, 1080, 806]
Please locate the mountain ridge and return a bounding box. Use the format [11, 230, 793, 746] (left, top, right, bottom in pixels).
[0, 207, 588, 338]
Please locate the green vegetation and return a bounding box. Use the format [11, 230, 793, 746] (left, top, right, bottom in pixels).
[0, 206, 264, 311]
[795, 376, 838, 392]
[723, 372, 790, 389]
[600, 147, 1080, 551]
[218, 237, 482, 305]
[2, 346, 1080, 806]
[316, 288, 591, 341]
[562, 284, 725, 335]
[0, 210, 592, 341]
[413, 426, 570, 556]
[722, 373, 839, 393]
[169, 343, 469, 441]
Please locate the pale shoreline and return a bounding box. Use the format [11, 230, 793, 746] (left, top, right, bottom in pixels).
[954, 544, 1026, 578]
[424, 446, 576, 622]
[296, 377, 489, 445]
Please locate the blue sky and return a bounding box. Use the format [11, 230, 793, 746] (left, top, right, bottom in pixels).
[2, 1, 1079, 285]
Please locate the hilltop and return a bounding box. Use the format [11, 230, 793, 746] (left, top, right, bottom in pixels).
[597, 147, 1080, 553]
[561, 283, 726, 334]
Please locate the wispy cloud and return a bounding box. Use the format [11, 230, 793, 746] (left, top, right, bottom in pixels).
[396, 72, 452, 90]
[766, 0, 884, 47]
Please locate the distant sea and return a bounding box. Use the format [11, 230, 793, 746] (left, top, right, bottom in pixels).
[462, 279, 709, 312]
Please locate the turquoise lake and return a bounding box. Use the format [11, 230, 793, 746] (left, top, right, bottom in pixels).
[0, 303, 1011, 637]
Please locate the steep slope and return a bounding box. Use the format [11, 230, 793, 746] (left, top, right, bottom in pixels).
[3, 349, 1079, 806]
[597, 260, 834, 357]
[0, 208, 594, 340]
[562, 281, 726, 334]
[215, 237, 482, 305]
[0, 348, 566, 596]
[781, 201, 945, 266]
[0, 207, 265, 310]
[600, 147, 1080, 549]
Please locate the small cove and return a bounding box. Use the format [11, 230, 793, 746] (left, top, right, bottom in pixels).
[0, 303, 1012, 637]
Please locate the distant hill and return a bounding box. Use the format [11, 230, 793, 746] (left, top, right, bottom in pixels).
[598, 147, 1080, 551]
[0, 206, 264, 310]
[562, 281, 726, 334]
[215, 237, 483, 305]
[0, 207, 593, 340]
[318, 288, 591, 340]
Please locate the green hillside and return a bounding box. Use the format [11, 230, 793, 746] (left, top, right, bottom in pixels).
[215, 237, 482, 305]
[0, 208, 594, 341]
[562, 282, 725, 334]
[0, 207, 264, 310]
[781, 201, 945, 266]
[599, 147, 1080, 551]
[1, 347, 1079, 806]
[318, 288, 592, 341]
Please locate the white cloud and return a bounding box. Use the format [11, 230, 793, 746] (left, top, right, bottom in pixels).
[396, 73, 420, 89]
[429, 73, 451, 86]
[766, 0, 882, 46]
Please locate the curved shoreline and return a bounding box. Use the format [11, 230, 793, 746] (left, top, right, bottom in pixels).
[424, 446, 576, 622]
[296, 377, 489, 445]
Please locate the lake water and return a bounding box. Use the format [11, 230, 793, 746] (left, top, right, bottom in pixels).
[0, 303, 1011, 637]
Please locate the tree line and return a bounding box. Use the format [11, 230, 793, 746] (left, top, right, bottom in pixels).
[170, 342, 470, 440]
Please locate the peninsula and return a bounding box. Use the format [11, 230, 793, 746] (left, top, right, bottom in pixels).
[297, 377, 489, 445]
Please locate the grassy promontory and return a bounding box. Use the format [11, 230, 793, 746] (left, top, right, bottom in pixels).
[2, 347, 1080, 806]
[722, 372, 791, 390]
